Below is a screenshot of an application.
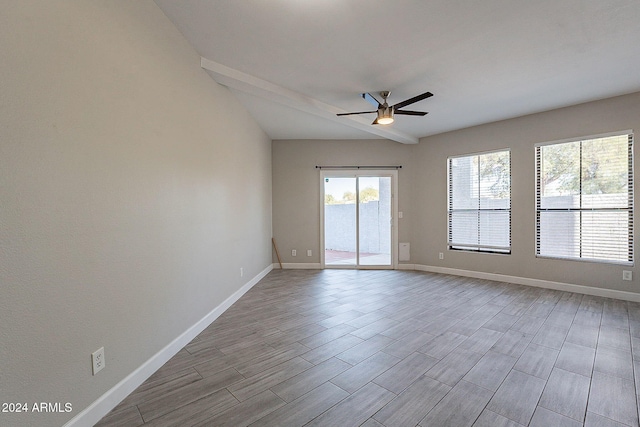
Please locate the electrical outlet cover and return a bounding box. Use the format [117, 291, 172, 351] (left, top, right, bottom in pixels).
[92, 347, 105, 375]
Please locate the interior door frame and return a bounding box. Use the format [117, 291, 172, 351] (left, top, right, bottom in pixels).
[320, 169, 398, 270]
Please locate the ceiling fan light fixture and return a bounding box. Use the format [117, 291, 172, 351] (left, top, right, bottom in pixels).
[377, 107, 394, 125]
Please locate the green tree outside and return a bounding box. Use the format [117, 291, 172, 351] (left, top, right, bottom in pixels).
[325, 187, 380, 205]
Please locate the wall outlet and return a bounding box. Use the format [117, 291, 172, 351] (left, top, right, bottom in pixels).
[307, 250, 312, 257]
[92, 347, 105, 375]
[240, 267, 243, 278]
[439, 252, 444, 260]
[292, 249, 297, 256]
[623, 270, 633, 281]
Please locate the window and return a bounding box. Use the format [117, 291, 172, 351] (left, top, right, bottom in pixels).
[536, 132, 633, 264]
[448, 150, 511, 253]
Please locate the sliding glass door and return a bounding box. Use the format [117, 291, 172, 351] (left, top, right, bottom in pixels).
[322, 171, 396, 268]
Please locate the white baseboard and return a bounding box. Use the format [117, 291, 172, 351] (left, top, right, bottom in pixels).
[412, 264, 640, 303]
[64, 264, 273, 427]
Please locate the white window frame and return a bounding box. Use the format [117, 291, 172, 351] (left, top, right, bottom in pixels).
[447, 148, 512, 254]
[535, 130, 634, 265]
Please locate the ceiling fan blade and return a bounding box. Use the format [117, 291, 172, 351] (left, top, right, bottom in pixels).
[362, 93, 382, 108]
[336, 111, 377, 116]
[392, 91, 433, 110]
[394, 110, 428, 116]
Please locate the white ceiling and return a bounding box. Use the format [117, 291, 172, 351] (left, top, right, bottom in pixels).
[155, 0, 640, 144]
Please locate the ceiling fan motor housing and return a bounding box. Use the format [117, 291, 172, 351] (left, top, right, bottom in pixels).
[378, 105, 394, 119]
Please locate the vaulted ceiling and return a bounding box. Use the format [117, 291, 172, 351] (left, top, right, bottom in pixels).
[155, 0, 640, 144]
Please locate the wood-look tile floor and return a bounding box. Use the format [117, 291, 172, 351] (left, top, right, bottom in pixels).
[97, 269, 640, 427]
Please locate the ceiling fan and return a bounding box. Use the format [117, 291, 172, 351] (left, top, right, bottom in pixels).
[337, 90, 433, 125]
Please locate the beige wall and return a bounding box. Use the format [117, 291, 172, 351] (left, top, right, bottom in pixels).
[0, 2, 271, 426]
[273, 92, 640, 294]
[272, 139, 413, 264]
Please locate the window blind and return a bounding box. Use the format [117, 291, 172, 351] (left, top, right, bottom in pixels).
[535, 132, 633, 264]
[448, 150, 511, 254]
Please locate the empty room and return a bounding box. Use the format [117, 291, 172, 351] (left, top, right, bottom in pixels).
[3, 1, 640, 426]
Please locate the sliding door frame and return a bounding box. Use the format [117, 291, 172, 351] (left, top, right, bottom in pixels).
[320, 169, 398, 270]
